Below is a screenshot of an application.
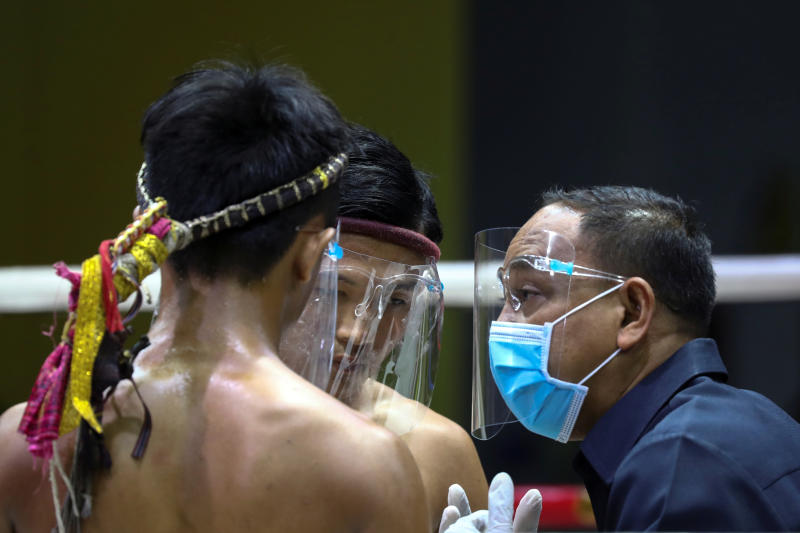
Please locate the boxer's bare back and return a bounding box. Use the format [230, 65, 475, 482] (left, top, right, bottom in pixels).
[1, 265, 429, 533]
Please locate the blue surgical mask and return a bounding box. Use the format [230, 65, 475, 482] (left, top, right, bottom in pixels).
[488, 283, 623, 443]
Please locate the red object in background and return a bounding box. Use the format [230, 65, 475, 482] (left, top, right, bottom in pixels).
[514, 484, 596, 531]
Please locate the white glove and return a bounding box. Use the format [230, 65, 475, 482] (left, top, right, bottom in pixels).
[438, 473, 542, 533]
[438, 483, 478, 533]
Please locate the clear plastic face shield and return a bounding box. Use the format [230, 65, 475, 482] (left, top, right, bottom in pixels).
[279, 228, 343, 390]
[281, 243, 443, 434]
[472, 227, 626, 441]
[329, 247, 443, 434]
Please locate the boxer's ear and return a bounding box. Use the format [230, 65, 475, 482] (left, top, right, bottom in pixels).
[292, 215, 335, 284]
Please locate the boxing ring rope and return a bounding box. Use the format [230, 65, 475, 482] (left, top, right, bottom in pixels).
[1, 255, 799, 313]
[439, 254, 800, 308]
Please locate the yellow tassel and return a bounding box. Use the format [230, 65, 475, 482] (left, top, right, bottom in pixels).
[57, 206, 171, 437]
[113, 234, 168, 299]
[59, 232, 169, 436]
[60, 256, 105, 435]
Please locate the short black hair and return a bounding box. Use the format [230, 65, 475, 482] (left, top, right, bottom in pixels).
[338, 124, 443, 244]
[140, 61, 351, 282]
[542, 186, 716, 333]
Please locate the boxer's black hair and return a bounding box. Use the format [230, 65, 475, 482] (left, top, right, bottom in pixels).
[140, 61, 351, 282]
[338, 124, 442, 244]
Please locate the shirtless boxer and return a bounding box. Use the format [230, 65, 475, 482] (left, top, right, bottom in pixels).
[281, 125, 487, 531]
[0, 62, 427, 533]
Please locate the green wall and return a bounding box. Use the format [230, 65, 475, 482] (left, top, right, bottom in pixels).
[0, 2, 470, 423]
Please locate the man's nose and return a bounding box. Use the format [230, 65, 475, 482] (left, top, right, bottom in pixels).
[497, 301, 519, 323]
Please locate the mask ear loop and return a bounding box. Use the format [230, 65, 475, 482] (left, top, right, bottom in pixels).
[550, 281, 626, 386]
[578, 348, 622, 386]
[551, 281, 625, 327]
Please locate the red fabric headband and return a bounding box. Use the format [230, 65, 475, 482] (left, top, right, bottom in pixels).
[338, 217, 441, 261]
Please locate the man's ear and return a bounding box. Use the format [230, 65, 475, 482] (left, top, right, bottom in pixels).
[617, 277, 655, 351]
[292, 225, 336, 284]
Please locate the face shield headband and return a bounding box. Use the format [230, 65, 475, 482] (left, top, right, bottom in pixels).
[281, 217, 443, 435]
[338, 217, 441, 261]
[19, 153, 348, 466]
[472, 227, 627, 441]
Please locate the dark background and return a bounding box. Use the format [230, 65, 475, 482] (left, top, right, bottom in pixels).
[0, 0, 469, 415]
[466, 1, 800, 484]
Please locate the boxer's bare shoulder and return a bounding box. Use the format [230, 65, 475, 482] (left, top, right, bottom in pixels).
[1, 354, 429, 533]
[367, 382, 488, 530]
[192, 356, 431, 532]
[401, 407, 489, 530]
[2, 402, 82, 533]
[0, 404, 23, 533]
[96, 352, 429, 532]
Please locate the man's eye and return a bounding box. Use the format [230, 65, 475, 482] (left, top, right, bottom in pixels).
[514, 287, 542, 301]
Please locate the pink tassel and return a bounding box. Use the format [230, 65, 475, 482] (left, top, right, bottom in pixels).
[18, 342, 72, 460]
[147, 218, 171, 240]
[17, 262, 82, 460]
[54, 262, 81, 312]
